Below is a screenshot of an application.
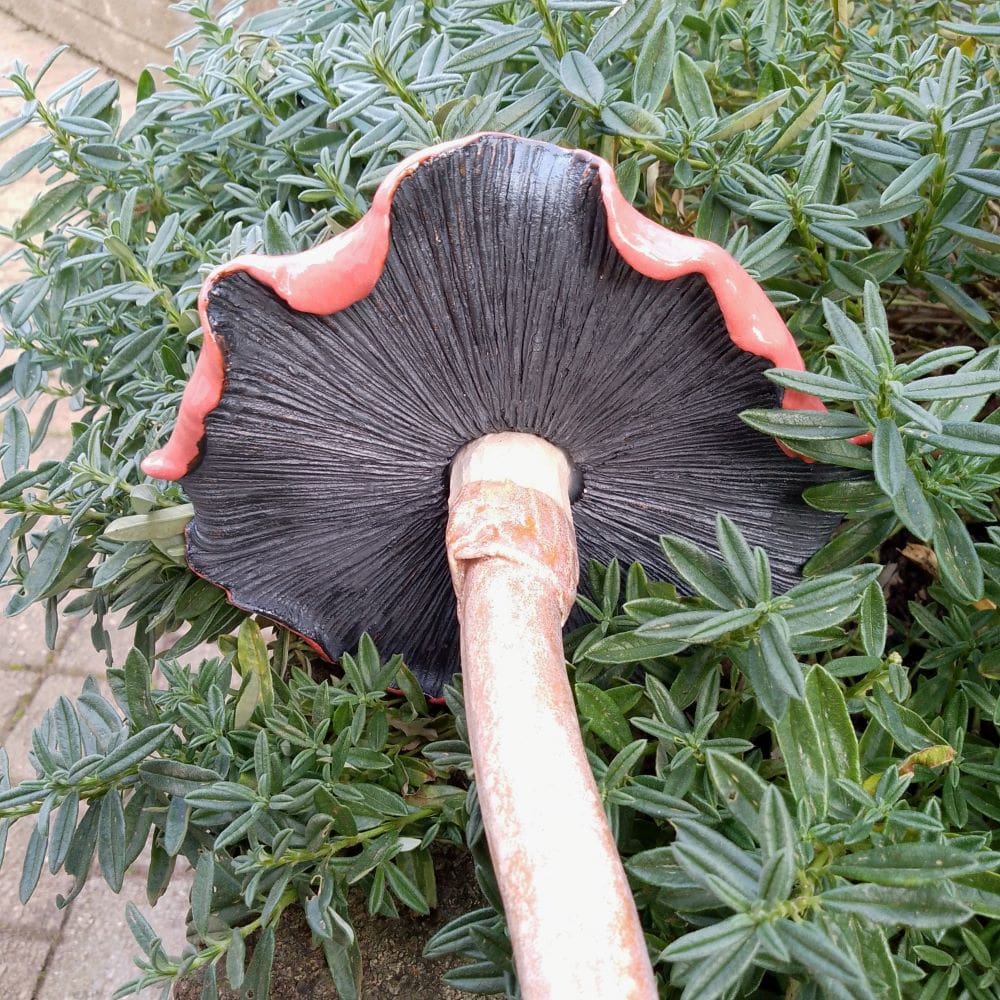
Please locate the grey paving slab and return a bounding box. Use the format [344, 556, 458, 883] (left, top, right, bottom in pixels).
[26, 426, 74, 466]
[2, 673, 87, 783]
[0, 812, 71, 937]
[56, 612, 140, 675]
[0, 667, 38, 735]
[36, 862, 193, 1000]
[0, 932, 54, 1000]
[2, 602, 56, 670]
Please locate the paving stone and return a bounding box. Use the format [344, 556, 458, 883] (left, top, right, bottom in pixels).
[52, 616, 110, 677]
[0, 667, 38, 736]
[36, 862, 193, 1000]
[25, 426, 73, 466]
[1, 601, 56, 670]
[0, 932, 53, 1000]
[56, 612, 140, 675]
[0, 812, 71, 937]
[2, 673, 88, 783]
[36, 396, 78, 437]
[56, 610, 226, 679]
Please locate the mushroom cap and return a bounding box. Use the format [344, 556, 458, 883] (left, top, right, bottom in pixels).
[151, 134, 839, 696]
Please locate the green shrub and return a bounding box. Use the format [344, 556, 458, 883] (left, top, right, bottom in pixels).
[2, 0, 1000, 997]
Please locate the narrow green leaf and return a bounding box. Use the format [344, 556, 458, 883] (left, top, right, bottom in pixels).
[559, 50, 605, 107]
[821, 883, 971, 927]
[98, 791, 126, 892]
[226, 928, 246, 989]
[445, 27, 539, 72]
[101, 326, 163, 382]
[803, 478, 887, 515]
[52, 695, 83, 765]
[867, 685, 946, 753]
[715, 514, 758, 600]
[384, 862, 430, 914]
[872, 420, 934, 540]
[95, 723, 172, 782]
[775, 673, 830, 813]
[759, 784, 797, 857]
[759, 847, 795, 904]
[757, 618, 805, 699]
[19, 824, 47, 903]
[879, 154, 937, 206]
[586, 0, 656, 62]
[241, 926, 275, 1000]
[48, 789, 79, 874]
[672, 52, 715, 126]
[709, 89, 788, 140]
[706, 752, 769, 831]
[192, 851, 215, 937]
[766, 368, 869, 401]
[238, 617, 274, 714]
[903, 369, 1000, 401]
[872, 418, 907, 497]
[672, 819, 762, 901]
[830, 845, 1000, 887]
[765, 86, 826, 155]
[859, 581, 887, 656]
[123, 648, 158, 729]
[822, 299, 875, 368]
[442, 963, 507, 993]
[581, 631, 685, 664]
[897, 347, 977, 382]
[687, 607, 762, 642]
[954, 871, 1000, 919]
[600, 101, 666, 138]
[575, 682, 632, 751]
[735, 642, 788, 721]
[0, 137, 54, 186]
[659, 532, 740, 609]
[660, 912, 754, 961]
[931, 499, 983, 602]
[674, 936, 759, 1000]
[903, 420, 1000, 457]
[602, 739, 647, 790]
[781, 919, 873, 998]
[632, 17, 675, 111]
[17, 523, 72, 605]
[863, 281, 895, 366]
[741, 408, 868, 440]
[214, 809, 261, 851]
[102, 504, 194, 542]
[782, 565, 880, 631]
[787, 436, 875, 470]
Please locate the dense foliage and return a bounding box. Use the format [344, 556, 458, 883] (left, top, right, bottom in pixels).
[1, 0, 999, 997]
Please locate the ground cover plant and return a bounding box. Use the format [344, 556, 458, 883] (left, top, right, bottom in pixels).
[1, 0, 999, 996]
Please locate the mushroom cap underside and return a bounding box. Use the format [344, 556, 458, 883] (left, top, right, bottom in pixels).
[180, 134, 840, 696]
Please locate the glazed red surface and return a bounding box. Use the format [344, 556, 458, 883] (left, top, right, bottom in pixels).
[141, 132, 829, 481]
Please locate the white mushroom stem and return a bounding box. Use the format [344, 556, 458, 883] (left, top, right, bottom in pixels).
[447, 433, 657, 1000]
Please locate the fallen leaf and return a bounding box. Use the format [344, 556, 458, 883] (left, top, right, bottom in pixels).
[901, 542, 939, 576]
[899, 744, 956, 776]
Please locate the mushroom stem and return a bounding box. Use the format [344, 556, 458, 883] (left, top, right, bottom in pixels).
[447, 433, 656, 1000]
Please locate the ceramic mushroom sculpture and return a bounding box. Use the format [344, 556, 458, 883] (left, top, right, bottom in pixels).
[143, 133, 840, 999]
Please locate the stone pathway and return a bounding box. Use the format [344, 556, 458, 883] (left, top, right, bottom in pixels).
[1, 13, 193, 999]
